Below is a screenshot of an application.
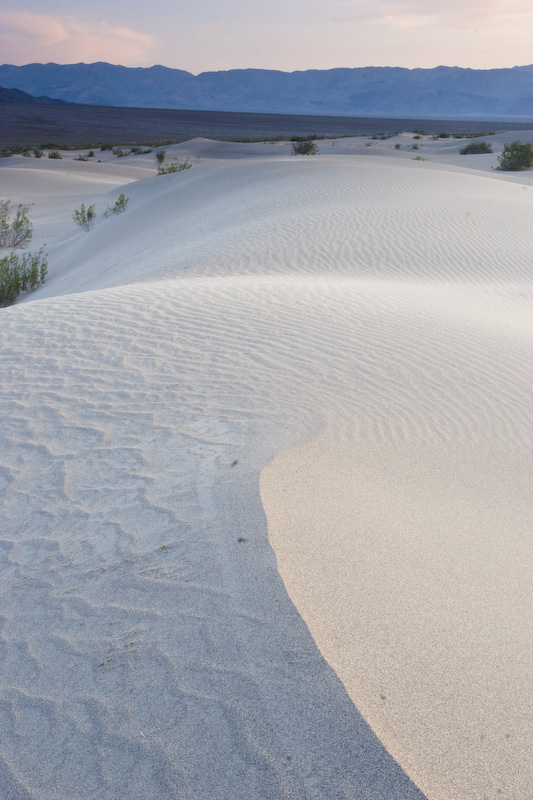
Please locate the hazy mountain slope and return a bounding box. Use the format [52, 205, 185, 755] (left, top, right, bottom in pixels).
[0, 63, 531, 117]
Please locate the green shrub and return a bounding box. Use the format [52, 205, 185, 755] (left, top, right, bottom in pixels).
[497, 140, 533, 171]
[157, 160, 191, 175]
[0, 248, 48, 307]
[291, 138, 318, 155]
[100, 144, 113, 151]
[113, 148, 127, 157]
[75, 155, 88, 161]
[72, 203, 96, 231]
[155, 150, 166, 165]
[394, 143, 401, 149]
[33, 148, 43, 158]
[88, 150, 95, 158]
[48, 150, 62, 159]
[0, 201, 33, 249]
[104, 193, 129, 217]
[460, 141, 493, 155]
[412, 143, 419, 150]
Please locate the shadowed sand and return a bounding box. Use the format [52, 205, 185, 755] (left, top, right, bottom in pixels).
[1, 132, 532, 798]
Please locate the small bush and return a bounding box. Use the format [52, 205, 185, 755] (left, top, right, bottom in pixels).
[33, 148, 43, 158]
[412, 143, 419, 150]
[460, 141, 493, 155]
[113, 148, 127, 157]
[155, 150, 166, 165]
[88, 150, 95, 158]
[48, 150, 62, 159]
[497, 140, 533, 171]
[100, 144, 113, 151]
[75, 155, 88, 161]
[72, 203, 96, 231]
[0, 248, 48, 307]
[0, 201, 33, 249]
[157, 160, 191, 175]
[394, 143, 401, 149]
[291, 138, 318, 155]
[104, 193, 129, 217]
[413, 134, 421, 140]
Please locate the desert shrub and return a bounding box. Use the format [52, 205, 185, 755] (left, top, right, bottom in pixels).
[113, 148, 127, 157]
[104, 193, 129, 217]
[157, 160, 191, 175]
[412, 143, 419, 150]
[394, 143, 401, 149]
[100, 144, 113, 151]
[155, 150, 166, 165]
[291, 137, 318, 155]
[365, 142, 372, 147]
[413, 134, 421, 140]
[0, 248, 48, 307]
[75, 155, 88, 161]
[48, 150, 62, 159]
[497, 140, 533, 171]
[88, 150, 95, 158]
[460, 141, 493, 155]
[72, 203, 96, 231]
[33, 148, 43, 158]
[130, 146, 152, 155]
[0, 201, 33, 249]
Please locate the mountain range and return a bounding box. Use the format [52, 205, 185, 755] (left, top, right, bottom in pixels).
[0, 63, 531, 119]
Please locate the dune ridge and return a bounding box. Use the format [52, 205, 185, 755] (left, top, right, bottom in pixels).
[1, 133, 532, 799]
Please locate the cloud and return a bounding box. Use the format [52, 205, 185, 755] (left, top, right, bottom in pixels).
[0, 10, 154, 65]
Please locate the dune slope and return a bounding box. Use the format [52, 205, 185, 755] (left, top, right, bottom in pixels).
[0, 138, 531, 799]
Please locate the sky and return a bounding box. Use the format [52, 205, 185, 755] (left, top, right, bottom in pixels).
[0, 0, 531, 74]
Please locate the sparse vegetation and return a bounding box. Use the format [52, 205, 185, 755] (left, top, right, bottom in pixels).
[0, 201, 33, 249]
[155, 150, 166, 165]
[497, 140, 533, 171]
[157, 160, 191, 175]
[113, 148, 127, 157]
[459, 141, 493, 155]
[33, 148, 43, 158]
[88, 150, 95, 158]
[0, 248, 48, 307]
[394, 143, 401, 149]
[104, 193, 129, 217]
[412, 143, 420, 150]
[291, 137, 318, 155]
[72, 203, 96, 231]
[48, 150, 62, 159]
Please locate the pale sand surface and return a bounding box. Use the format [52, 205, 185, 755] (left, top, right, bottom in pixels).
[1, 133, 532, 798]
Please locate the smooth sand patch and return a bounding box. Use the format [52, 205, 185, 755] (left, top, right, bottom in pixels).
[261, 438, 532, 799]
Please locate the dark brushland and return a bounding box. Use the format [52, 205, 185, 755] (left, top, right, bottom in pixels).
[1, 62, 532, 118]
[2, 97, 532, 150]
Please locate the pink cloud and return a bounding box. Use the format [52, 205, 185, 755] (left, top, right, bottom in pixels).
[0, 10, 154, 65]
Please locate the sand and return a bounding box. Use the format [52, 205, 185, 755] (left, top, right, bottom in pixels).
[0, 132, 532, 799]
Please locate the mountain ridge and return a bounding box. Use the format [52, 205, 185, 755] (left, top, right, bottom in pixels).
[0, 62, 531, 118]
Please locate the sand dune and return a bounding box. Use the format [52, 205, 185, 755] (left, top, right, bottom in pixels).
[0, 134, 531, 799]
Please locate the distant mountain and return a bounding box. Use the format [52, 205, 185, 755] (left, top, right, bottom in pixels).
[0, 63, 531, 118]
[0, 85, 67, 105]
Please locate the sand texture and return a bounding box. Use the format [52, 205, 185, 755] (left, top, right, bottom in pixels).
[1, 133, 532, 799]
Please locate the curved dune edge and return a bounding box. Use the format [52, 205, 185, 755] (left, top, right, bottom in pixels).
[261, 436, 532, 800]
